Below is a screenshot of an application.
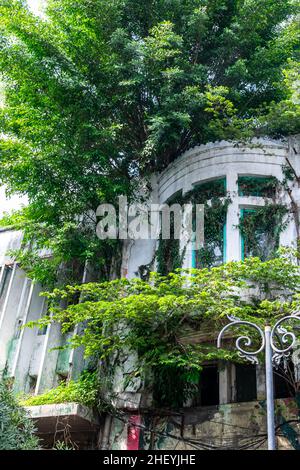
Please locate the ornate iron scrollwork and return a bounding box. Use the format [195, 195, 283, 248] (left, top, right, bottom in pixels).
[270, 312, 300, 366]
[217, 314, 265, 364]
[217, 312, 300, 366]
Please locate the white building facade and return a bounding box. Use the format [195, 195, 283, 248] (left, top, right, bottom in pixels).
[1, 136, 300, 449]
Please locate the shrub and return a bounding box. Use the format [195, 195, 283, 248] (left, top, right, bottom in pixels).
[0, 379, 39, 450]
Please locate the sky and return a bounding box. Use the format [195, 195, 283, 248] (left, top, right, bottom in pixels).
[0, 0, 43, 217]
[28, 0, 44, 16]
[0, 187, 27, 217]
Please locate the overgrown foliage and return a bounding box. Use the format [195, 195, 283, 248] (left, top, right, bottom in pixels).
[187, 179, 230, 268]
[0, 379, 39, 450]
[0, 0, 299, 284]
[156, 235, 183, 277]
[157, 178, 230, 273]
[27, 253, 300, 408]
[0, 208, 122, 288]
[19, 370, 100, 408]
[238, 176, 278, 198]
[239, 205, 289, 261]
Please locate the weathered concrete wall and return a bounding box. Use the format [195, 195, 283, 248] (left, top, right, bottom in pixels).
[0, 229, 67, 393]
[116, 137, 300, 404]
[122, 138, 295, 277]
[0, 228, 23, 265]
[106, 398, 300, 451]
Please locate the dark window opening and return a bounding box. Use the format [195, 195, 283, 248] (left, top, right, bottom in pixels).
[274, 360, 295, 399]
[0, 266, 12, 300]
[57, 373, 68, 383]
[198, 365, 219, 406]
[56, 345, 71, 376]
[235, 363, 257, 402]
[14, 318, 23, 339]
[157, 192, 183, 276]
[238, 176, 277, 198]
[240, 207, 286, 261]
[191, 178, 227, 269]
[28, 375, 37, 394]
[194, 222, 226, 269]
[68, 291, 81, 306]
[37, 324, 48, 336]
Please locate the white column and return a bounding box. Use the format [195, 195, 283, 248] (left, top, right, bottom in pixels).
[35, 298, 67, 394]
[226, 169, 240, 261]
[0, 265, 27, 374]
[12, 283, 45, 392]
[219, 362, 234, 404]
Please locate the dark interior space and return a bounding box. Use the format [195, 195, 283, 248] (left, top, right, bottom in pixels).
[235, 363, 257, 402]
[274, 360, 295, 399]
[198, 365, 219, 406]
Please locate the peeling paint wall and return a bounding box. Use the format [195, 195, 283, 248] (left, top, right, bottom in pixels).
[107, 399, 299, 450]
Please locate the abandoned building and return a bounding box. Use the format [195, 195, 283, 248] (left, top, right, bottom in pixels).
[1, 136, 300, 449]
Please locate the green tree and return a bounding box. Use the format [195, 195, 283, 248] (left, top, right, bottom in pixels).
[260, 59, 300, 136]
[0, 379, 39, 450]
[0, 0, 299, 284]
[28, 254, 300, 407]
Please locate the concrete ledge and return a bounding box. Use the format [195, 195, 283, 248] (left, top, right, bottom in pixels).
[25, 402, 100, 448]
[26, 402, 99, 425]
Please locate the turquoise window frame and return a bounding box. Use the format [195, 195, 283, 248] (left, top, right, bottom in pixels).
[191, 177, 227, 268]
[223, 221, 227, 263]
[191, 239, 197, 268]
[238, 176, 276, 198]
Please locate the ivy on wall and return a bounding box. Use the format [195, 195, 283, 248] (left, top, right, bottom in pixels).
[239, 205, 289, 261]
[238, 176, 278, 198]
[187, 178, 230, 269]
[239, 185, 289, 261]
[237, 174, 291, 261]
[0, 209, 123, 289]
[157, 175, 289, 268]
[156, 178, 230, 274]
[156, 191, 186, 276]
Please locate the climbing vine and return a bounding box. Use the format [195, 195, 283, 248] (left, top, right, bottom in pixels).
[239, 204, 289, 261]
[157, 178, 231, 274]
[238, 176, 278, 198]
[156, 192, 185, 276]
[195, 198, 229, 268]
[236, 175, 289, 261]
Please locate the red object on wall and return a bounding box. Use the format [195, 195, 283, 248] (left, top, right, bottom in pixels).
[127, 415, 141, 450]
